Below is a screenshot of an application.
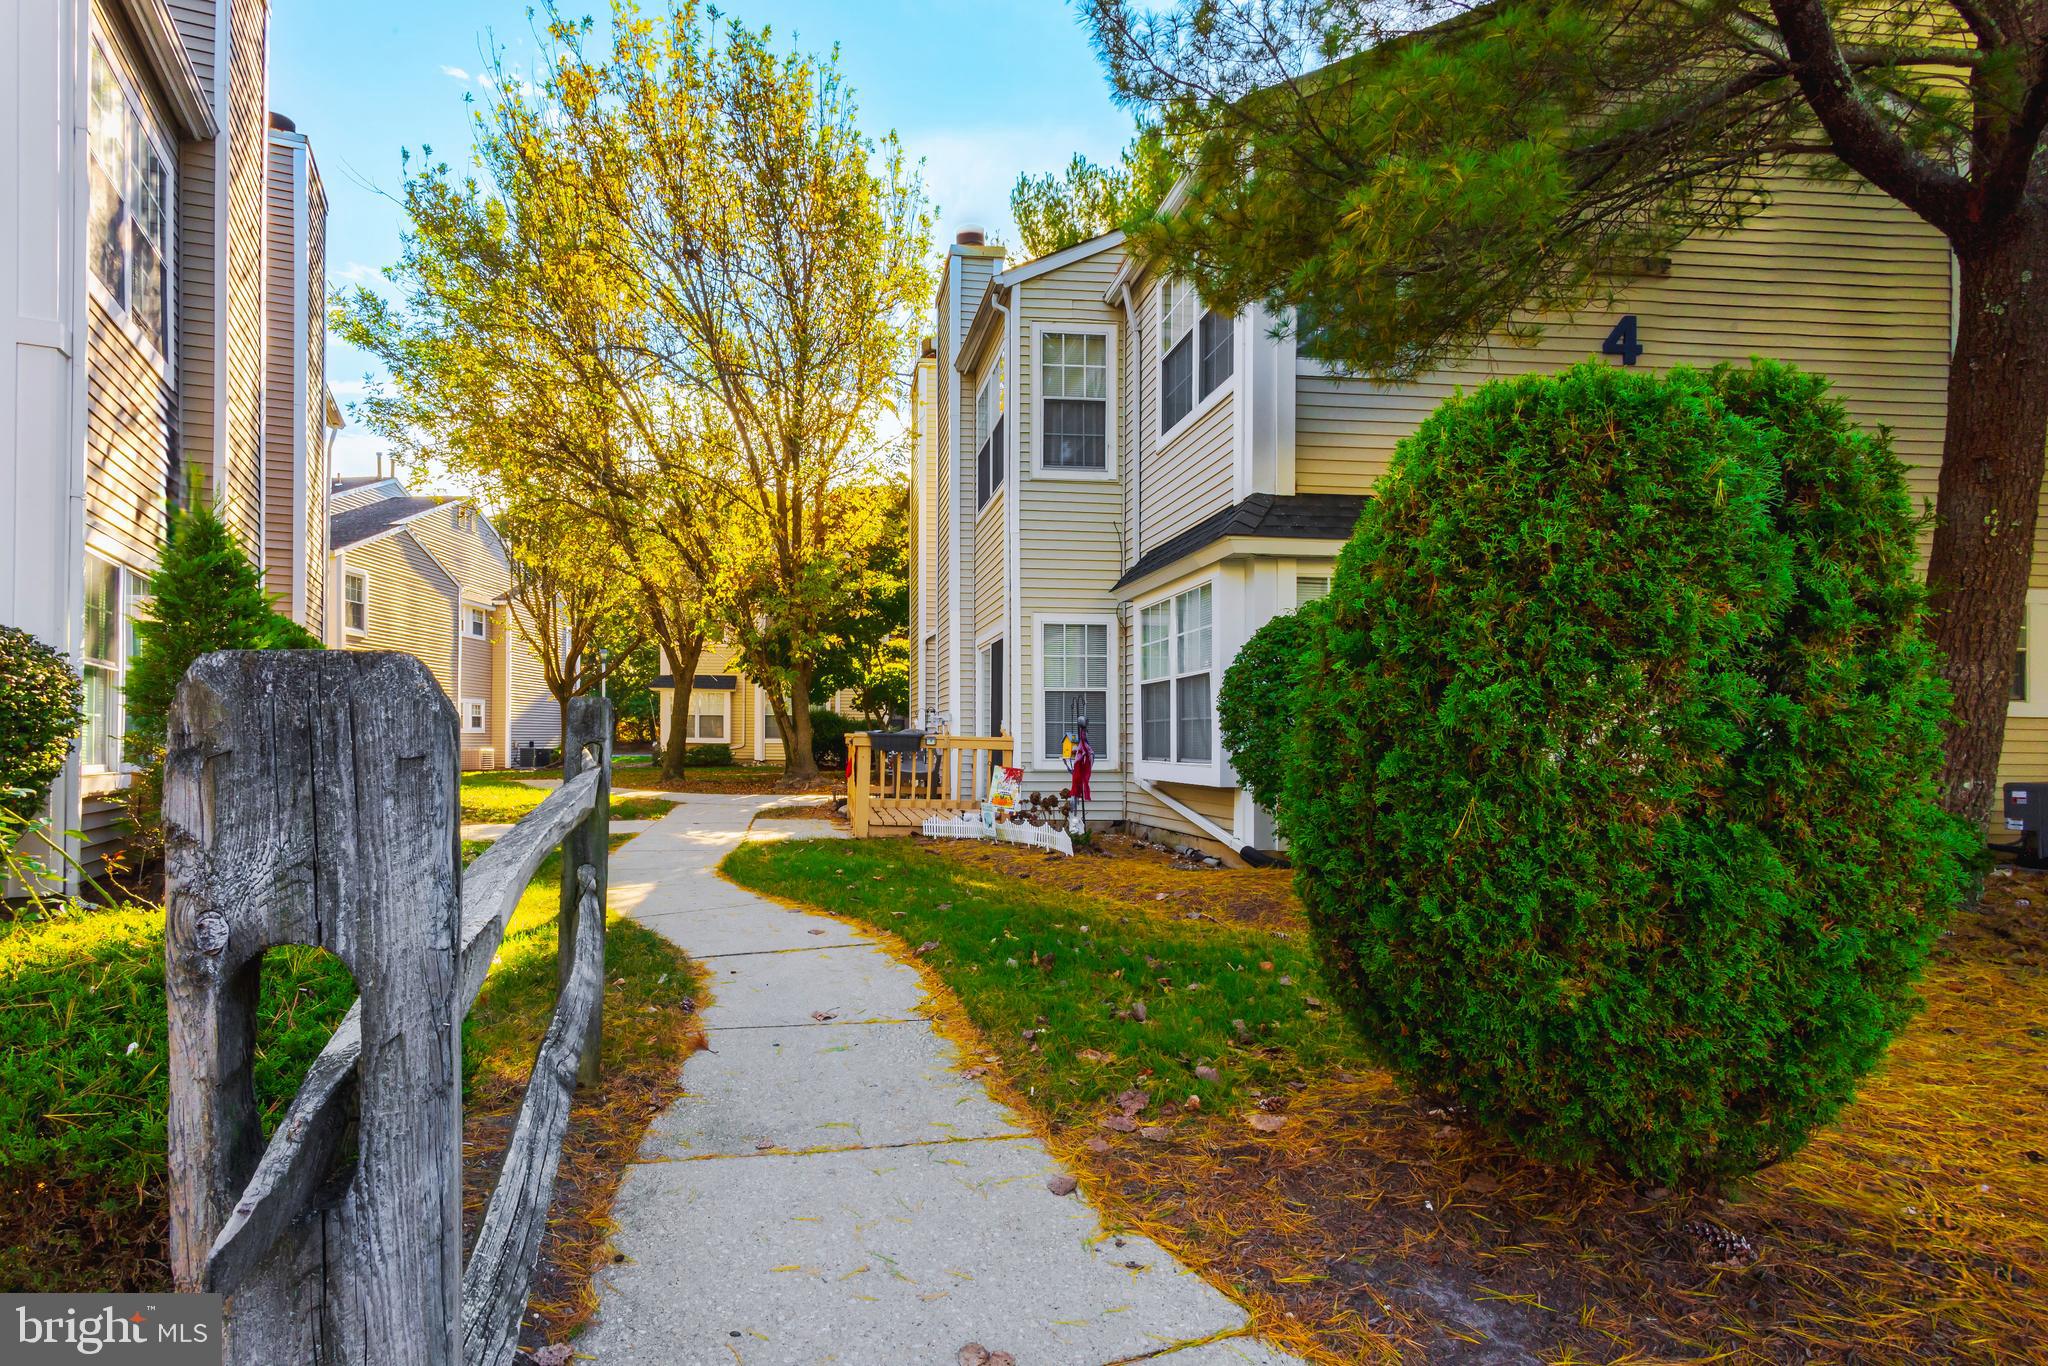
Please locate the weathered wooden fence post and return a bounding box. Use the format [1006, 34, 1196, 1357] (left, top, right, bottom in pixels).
[164, 651, 463, 1364]
[559, 695, 610, 1087]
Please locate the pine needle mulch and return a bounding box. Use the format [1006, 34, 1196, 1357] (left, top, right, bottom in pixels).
[730, 836, 2048, 1364]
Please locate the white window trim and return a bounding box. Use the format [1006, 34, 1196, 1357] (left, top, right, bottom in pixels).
[1030, 323, 1118, 482]
[342, 567, 370, 636]
[757, 685, 784, 752]
[1156, 279, 1236, 448]
[462, 698, 488, 733]
[1031, 612, 1117, 771]
[464, 602, 490, 639]
[975, 624, 1008, 740]
[685, 689, 731, 743]
[975, 358, 1008, 516]
[85, 33, 176, 372]
[2010, 588, 2048, 717]
[79, 553, 130, 776]
[1133, 575, 1225, 786]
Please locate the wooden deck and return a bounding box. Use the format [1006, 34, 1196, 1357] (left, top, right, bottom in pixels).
[846, 733, 1012, 838]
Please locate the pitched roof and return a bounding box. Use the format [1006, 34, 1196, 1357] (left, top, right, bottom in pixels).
[1113, 493, 1367, 590]
[329, 496, 450, 550]
[330, 475, 388, 493]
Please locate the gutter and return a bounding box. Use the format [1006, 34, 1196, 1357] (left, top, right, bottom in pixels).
[1135, 776, 1283, 867]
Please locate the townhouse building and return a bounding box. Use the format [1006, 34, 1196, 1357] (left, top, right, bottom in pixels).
[324, 478, 558, 771]
[651, 644, 867, 764]
[910, 171, 2016, 858]
[1, 0, 334, 877]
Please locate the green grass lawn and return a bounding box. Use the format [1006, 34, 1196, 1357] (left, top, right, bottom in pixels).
[0, 831, 691, 1294]
[721, 838, 1368, 1126]
[459, 770, 676, 825]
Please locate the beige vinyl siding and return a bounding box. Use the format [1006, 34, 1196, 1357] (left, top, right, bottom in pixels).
[339, 531, 459, 703]
[331, 478, 403, 513]
[459, 619, 497, 769]
[1132, 275, 1236, 548]
[1013, 245, 1130, 794]
[1123, 781, 1240, 858]
[1294, 174, 1952, 507]
[505, 606, 560, 751]
[973, 487, 1006, 645]
[218, 0, 266, 548]
[261, 136, 298, 599]
[301, 155, 328, 632]
[170, 0, 216, 489]
[83, 297, 174, 568]
[949, 250, 1002, 726]
[407, 505, 512, 603]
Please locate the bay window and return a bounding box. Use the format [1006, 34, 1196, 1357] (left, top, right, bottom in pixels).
[88, 41, 173, 356]
[1040, 332, 1108, 471]
[1159, 279, 1232, 435]
[1139, 583, 1213, 765]
[1039, 621, 1108, 761]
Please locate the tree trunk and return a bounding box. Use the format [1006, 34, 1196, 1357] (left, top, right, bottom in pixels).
[779, 662, 819, 779]
[1925, 225, 2048, 831]
[659, 637, 702, 783]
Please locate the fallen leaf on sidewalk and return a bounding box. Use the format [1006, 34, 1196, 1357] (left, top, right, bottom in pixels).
[809, 928, 827, 935]
[1047, 1174, 1079, 1196]
[811, 1011, 836, 1022]
[755, 1139, 777, 1150]
[532, 1346, 573, 1366]
[958, 1345, 990, 1366]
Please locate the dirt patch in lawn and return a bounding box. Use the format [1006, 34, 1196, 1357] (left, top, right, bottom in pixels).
[1059, 881, 2048, 1364]
[916, 831, 1304, 933]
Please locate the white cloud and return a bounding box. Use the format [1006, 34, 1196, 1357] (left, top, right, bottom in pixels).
[440, 65, 472, 82]
[327, 429, 390, 479]
[334, 261, 381, 286]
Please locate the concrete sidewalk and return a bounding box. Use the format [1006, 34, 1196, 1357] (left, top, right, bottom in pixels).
[581, 793, 1305, 1366]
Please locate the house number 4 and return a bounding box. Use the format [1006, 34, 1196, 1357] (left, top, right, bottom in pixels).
[1602, 315, 1644, 366]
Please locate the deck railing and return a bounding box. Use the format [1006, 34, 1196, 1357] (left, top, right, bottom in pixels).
[845, 731, 1012, 836]
[162, 651, 610, 1365]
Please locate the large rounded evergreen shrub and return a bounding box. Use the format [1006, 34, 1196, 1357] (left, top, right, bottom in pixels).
[1219, 605, 1319, 811]
[1, 625, 84, 821]
[1285, 361, 1968, 1186]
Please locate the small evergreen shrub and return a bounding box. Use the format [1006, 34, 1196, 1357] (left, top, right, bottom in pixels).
[686, 742, 735, 767]
[1218, 606, 1319, 813]
[1, 625, 84, 821]
[121, 505, 317, 852]
[1285, 361, 1968, 1186]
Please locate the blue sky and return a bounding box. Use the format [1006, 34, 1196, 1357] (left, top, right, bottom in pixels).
[270, 1, 1136, 478]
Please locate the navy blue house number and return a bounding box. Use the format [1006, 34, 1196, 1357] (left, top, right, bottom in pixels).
[1602, 314, 1644, 366]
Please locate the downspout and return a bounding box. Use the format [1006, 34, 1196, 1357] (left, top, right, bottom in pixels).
[1135, 776, 1284, 868]
[1116, 281, 1140, 835]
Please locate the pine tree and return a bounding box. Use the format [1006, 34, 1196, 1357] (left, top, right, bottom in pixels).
[121, 504, 315, 852]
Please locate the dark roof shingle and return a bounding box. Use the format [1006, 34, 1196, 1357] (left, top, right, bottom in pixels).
[329, 496, 449, 550]
[1113, 493, 1366, 590]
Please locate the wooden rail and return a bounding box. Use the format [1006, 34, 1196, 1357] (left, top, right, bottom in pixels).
[845, 731, 1012, 837]
[163, 651, 611, 1364]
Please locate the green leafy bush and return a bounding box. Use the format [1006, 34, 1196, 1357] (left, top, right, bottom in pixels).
[1218, 605, 1320, 812]
[1284, 361, 1968, 1186]
[808, 707, 853, 765]
[1, 625, 83, 821]
[686, 742, 734, 767]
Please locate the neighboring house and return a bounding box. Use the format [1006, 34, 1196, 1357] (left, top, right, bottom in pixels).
[325, 478, 557, 770]
[0, 0, 332, 880]
[651, 644, 864, 763]
[912, 171, 1988, 857]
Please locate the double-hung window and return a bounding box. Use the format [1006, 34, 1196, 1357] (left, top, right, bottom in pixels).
[464, 700, 487, 733]
[976, 361, 1006, 508]
[686, 690, 728, 741]
[1139, 584, 1213, 764]
[88, 42, 173, 356]
[1040, 333, 1108, 471]
[1040, 622, 1108, 761]
[343, 571, 367, 633]
[467, 605, 488, 639]
[80, 557, 127, 772]
[1159, 279, 1233, 435]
